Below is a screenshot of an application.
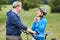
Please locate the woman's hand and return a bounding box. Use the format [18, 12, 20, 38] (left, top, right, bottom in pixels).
[34, 17, 37, 22]
[34, 17, 40, 21]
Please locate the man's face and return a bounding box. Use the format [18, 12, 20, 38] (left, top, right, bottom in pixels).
[37, 9, 43, 17]
[16, 4, 22, 13]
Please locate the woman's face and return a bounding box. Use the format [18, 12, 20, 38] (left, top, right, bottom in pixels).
[37, 9, 43, 17]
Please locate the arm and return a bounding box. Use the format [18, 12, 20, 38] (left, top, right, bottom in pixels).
[38, 20, 47, 32]
[32, 22, 36, 31]
[34, 20, 47, 34]
[9, 14, 27, 30]
[9, 13, 36, 34]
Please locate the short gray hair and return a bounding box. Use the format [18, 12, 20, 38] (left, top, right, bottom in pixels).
[13, 1, 22, 8]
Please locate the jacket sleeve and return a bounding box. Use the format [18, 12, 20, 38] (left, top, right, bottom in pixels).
[32, 22, 36, 31]
[37, 20, 47, 32]
[9, 13, 27, 30]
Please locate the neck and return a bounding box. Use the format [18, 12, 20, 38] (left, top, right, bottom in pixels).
[13, 8, 18, 13]
[36, 16, 43, 21]
[37, 16, 43, 17]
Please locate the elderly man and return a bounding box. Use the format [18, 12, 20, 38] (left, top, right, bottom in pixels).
[6, 1, 36, 40]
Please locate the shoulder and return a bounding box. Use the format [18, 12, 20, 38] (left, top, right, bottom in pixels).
[42, 18, 47, 23]
[7, 10, 16, 17]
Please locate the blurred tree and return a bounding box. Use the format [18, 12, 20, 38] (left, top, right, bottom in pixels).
[18, 0, 40, 10]
[0, 0, 9, 5]
[48, 0, 60, 13]
[0, 0, 9, 10]
[9, 0, 17, 4]
[41, 0, 48, 4]
[0, 0, 41, 10]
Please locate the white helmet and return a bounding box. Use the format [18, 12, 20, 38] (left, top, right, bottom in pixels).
[39, 7, 47, 16]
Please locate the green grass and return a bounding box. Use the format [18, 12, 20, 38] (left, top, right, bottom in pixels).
[0, 5, 60, 40]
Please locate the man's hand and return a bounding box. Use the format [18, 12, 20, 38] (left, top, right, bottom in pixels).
[27, 28, 36, 34]
[23, 30, 27, 33]
[23, 29, 36, 35]
[29, 31, 36, 35]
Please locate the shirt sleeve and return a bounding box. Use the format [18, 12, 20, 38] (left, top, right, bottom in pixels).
[9, 13, 27, 30]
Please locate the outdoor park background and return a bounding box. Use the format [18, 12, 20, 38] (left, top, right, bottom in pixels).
[0, 0, 60, 40]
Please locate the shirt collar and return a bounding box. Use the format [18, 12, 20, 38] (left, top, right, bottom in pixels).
[12, 9, 18, 14]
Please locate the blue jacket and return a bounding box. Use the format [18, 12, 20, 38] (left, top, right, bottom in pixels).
[6, 10, 27, 36]
[32, 17, 47, 39]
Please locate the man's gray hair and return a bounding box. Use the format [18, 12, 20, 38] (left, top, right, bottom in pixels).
[13, 1, 22, 8]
